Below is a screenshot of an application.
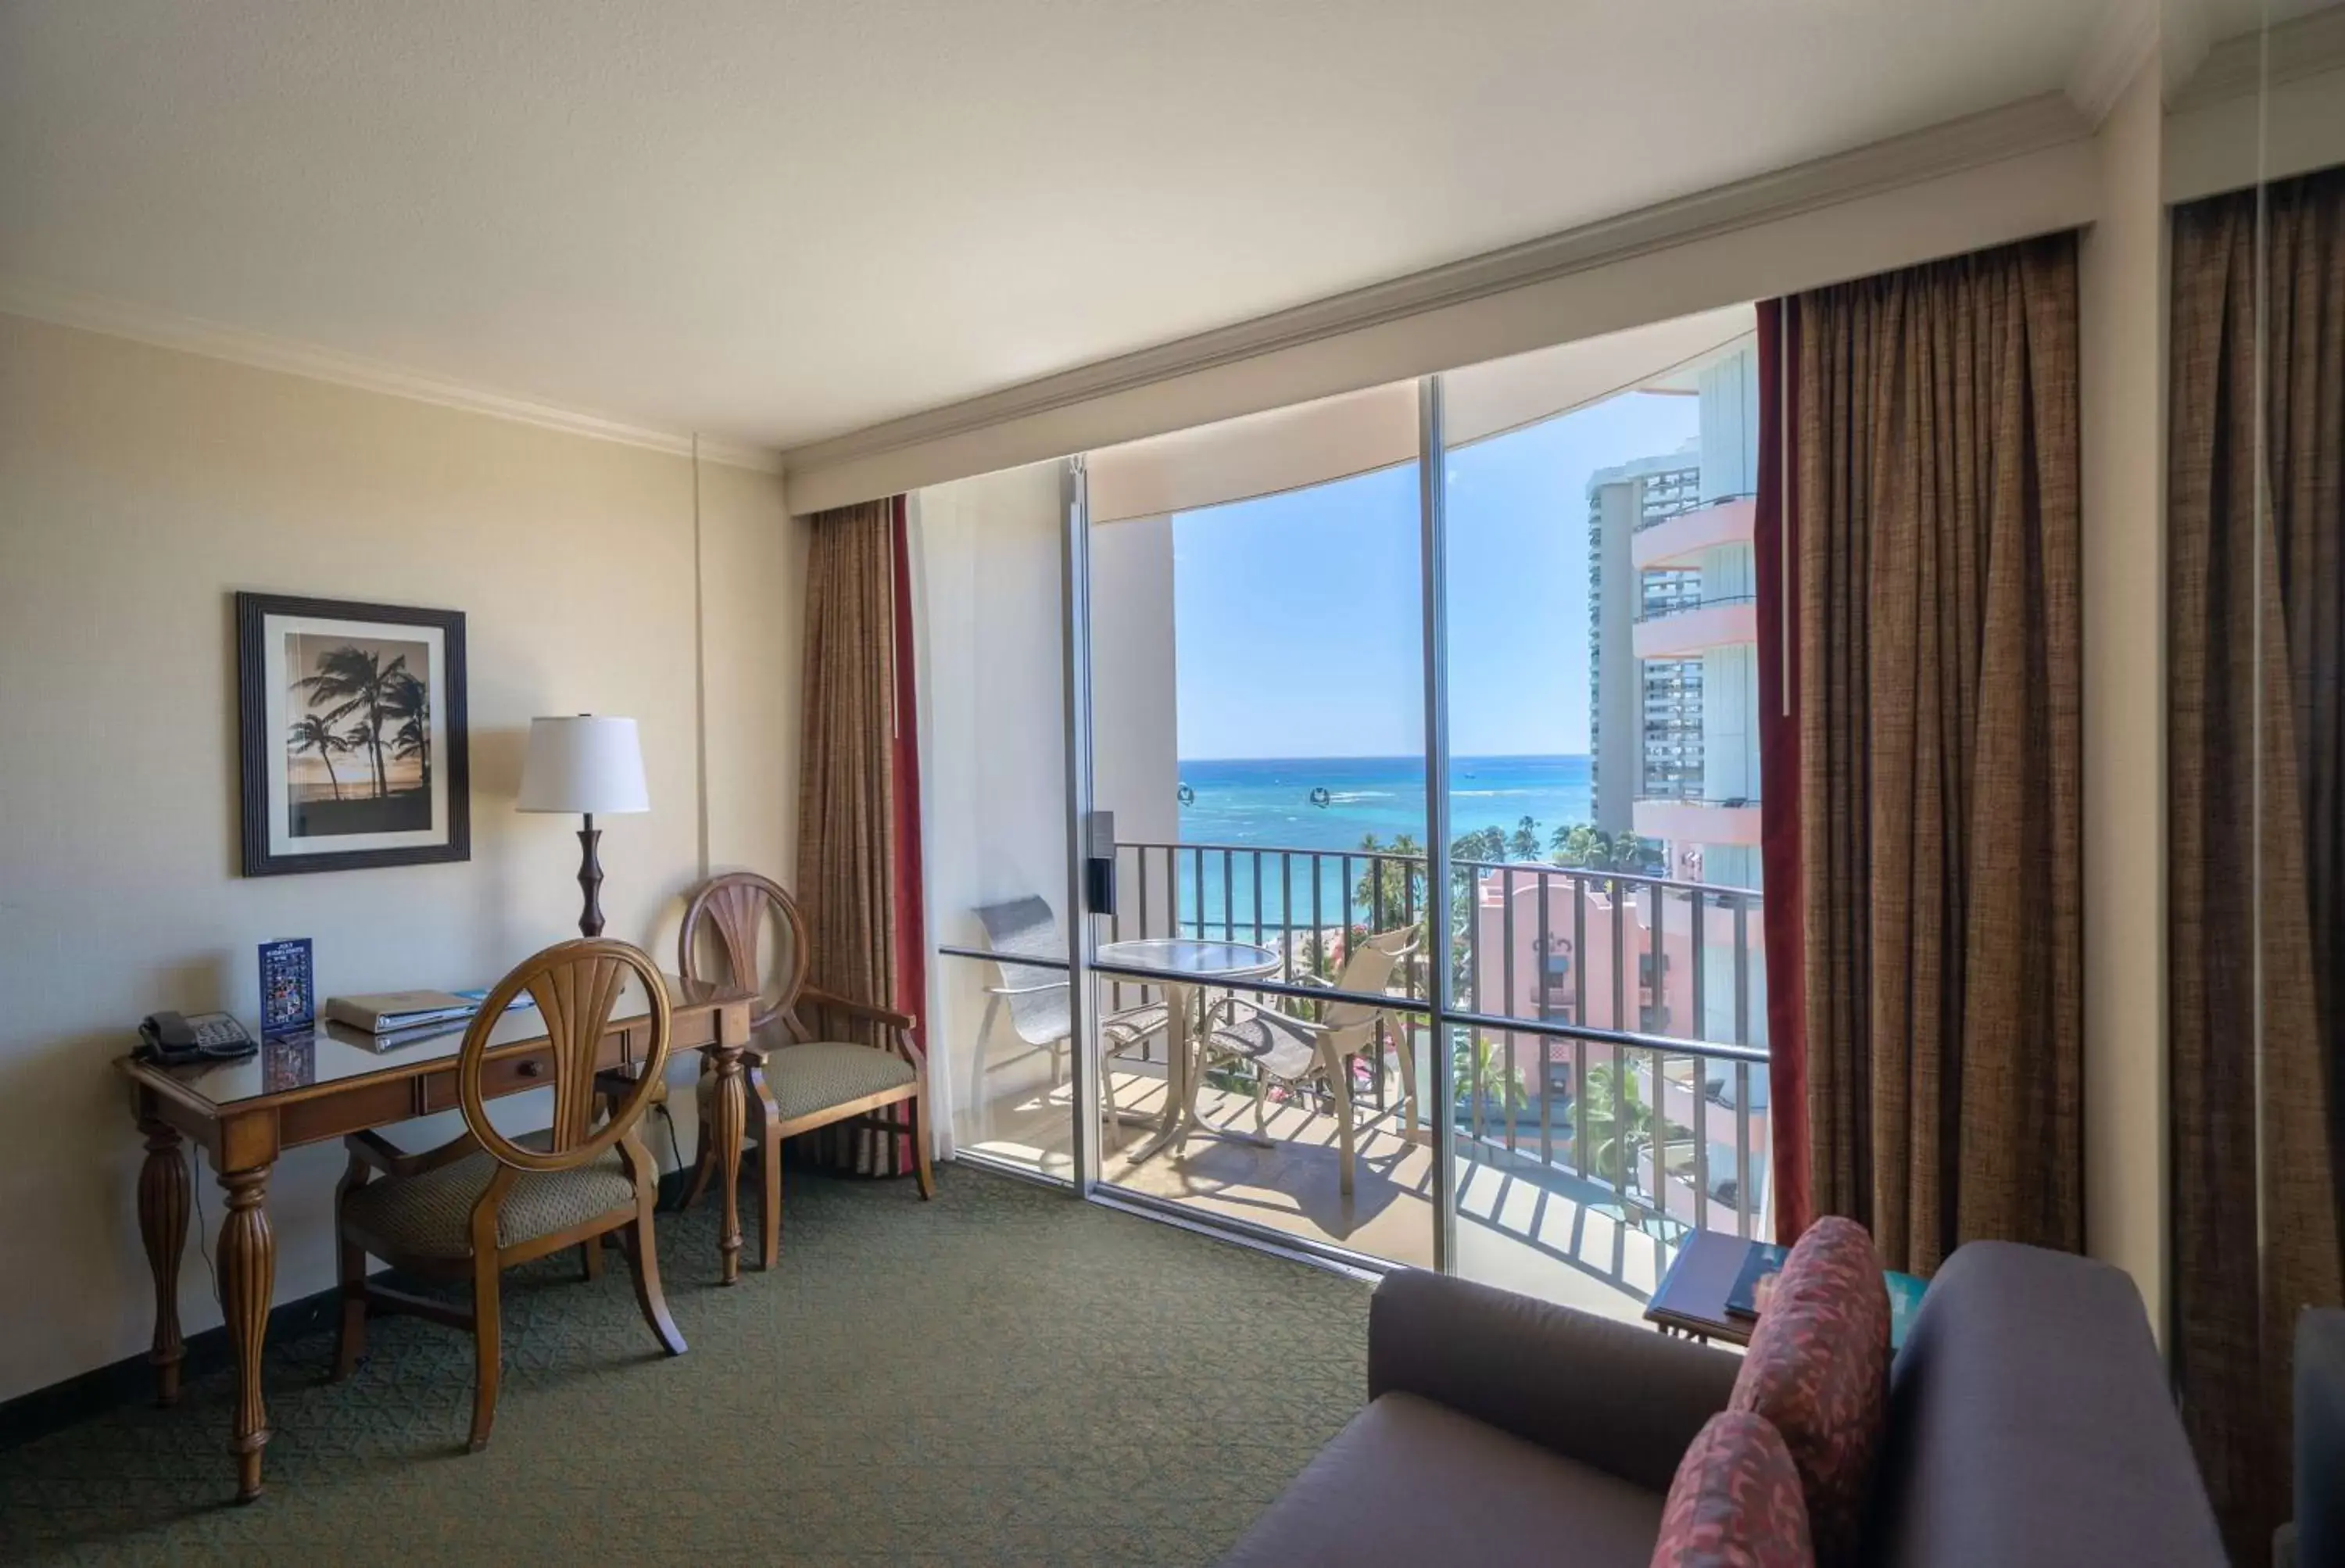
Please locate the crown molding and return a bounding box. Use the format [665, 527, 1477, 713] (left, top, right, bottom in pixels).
[780, 91, 2092, 478]
[2068, 0, 2161, 124]
[2168, 3, 2345, 110]
[0, 277, 782, 474]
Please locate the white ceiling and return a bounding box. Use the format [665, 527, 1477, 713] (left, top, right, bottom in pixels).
[1, 0, 2118, 454]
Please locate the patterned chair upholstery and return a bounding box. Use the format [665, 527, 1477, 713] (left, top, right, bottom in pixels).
[341, 1131, 632, 1259]
[1725, 1216, 1891, 1568]
[1651, 1409, 1813, 1568]
[759, 1040, 918, 1125]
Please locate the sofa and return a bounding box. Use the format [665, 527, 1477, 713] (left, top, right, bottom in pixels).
[1221, 1240, 2226, 1567]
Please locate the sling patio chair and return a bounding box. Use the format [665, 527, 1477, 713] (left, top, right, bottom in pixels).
[1194, 925, 1422, 1196]
[974, 896, 1171, 1133]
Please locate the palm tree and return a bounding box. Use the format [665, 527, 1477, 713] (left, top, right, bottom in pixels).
[381, 669, 430, 781]
[1581, 1057, 1659, 1198]
[1453, 825, 1506, 864]
[287, 714, 350, 800]
[293, 646, 406, 797]
[1548, 822, 1600, 868]
[1509, 814, 1544, 861]
[1455, 1030, 1531, 1122]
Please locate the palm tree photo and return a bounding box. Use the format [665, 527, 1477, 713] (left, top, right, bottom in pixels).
[287, 714, 349, 800]
[283, 632, 434, 838]
[293, 643, 406, 798]
[381, 668, 431, 782]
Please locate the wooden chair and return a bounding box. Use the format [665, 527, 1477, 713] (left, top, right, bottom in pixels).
[331, 938, 684, 1452]
[675, 872, 933, 1270]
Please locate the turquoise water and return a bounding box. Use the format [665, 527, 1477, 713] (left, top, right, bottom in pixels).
[1156, 754, 1594, 933]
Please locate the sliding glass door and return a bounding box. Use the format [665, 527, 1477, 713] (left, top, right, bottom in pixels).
[911, 310, 1775, 1315]
[1078, 383, 1436, 1269]
[911, 464, 1079, 1182]
[1434, 318, 1770, 1323]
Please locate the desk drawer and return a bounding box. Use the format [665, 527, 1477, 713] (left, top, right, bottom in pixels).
[420, 1048, 553, 1112]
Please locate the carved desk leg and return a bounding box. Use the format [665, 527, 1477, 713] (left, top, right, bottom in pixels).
[711, 1008, 750, 1286]
[217, 1164, 276, 1503]
[135, 1115, 188, 1405]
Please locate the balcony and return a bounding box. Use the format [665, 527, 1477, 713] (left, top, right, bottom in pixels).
[952, 841, 1773, 1325]
[1631, 496, 1756, 570]
[1633, 594, 1757, 659]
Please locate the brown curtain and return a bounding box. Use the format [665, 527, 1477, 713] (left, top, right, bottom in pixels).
[797, 497, 903, 1172]
[1791, 232, 2084, 1276]
[2169, 167, 2345, 1562]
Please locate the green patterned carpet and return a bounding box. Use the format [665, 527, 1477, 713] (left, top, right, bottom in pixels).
[1, 1165, 1369, 1566]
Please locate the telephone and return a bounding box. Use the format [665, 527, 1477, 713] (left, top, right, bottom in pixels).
[137, 1011, 259, 1065]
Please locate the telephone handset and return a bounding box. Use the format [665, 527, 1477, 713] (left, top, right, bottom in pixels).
[137, 1010, 259, 1065]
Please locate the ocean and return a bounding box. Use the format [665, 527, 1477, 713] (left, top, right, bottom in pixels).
[1158, 754, 1593, 933]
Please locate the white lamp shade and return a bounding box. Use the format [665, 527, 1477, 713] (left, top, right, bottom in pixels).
[517, 716, 650, 814]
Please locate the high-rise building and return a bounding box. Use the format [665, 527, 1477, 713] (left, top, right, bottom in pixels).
[1586, 338, 1763, 887]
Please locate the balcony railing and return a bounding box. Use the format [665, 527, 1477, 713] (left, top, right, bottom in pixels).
[1634, 592, 1756, 623]
[1108, 840, 1773, 1240]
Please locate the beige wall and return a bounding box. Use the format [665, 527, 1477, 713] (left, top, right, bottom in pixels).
[2080, 59, 2168, 1334]
[1087, 513, 1178, 859]
[0, 313, 804, 1402]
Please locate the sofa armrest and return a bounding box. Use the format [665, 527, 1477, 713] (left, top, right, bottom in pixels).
[1367, 1268, 1742, 1495]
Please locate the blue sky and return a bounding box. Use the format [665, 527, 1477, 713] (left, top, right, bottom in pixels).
[1171, 391, 1700, 761]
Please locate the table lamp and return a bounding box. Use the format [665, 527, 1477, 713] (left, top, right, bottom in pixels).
[517, 714, 650, 938]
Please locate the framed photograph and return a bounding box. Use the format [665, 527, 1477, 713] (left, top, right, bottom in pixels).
[236, 592, 469, 876]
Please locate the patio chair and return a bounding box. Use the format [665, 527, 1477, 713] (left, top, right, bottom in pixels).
[974, 897, 1169, 1128]
[1197, 926, 1421, 1195]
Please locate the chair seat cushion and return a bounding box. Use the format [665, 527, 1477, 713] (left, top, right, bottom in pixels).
[761, 1040, 917, 1122]
[342, 1135, 635, 1259]
[1203, 1008, 1323, 1083]
[1101, 1002, 1169, 1050]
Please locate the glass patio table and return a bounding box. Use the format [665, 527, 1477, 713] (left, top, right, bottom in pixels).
[1093, 938, 1280, 1163]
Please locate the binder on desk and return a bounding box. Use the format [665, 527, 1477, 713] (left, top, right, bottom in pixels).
[324, 990, 478, 1033]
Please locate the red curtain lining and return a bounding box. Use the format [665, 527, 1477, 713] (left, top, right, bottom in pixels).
[888, 493, 927, 1169]
[1755, 299, 1813, 1245]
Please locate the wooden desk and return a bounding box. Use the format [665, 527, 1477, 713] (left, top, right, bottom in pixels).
[117, 972, 754, 1502]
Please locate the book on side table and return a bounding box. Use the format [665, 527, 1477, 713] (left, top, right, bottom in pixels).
[1646, 1230, 1927, 1348]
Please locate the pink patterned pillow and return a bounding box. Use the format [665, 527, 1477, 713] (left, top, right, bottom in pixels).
[1725, 1217, 1890, 1568]
[1650, 1410, 1815, 1568]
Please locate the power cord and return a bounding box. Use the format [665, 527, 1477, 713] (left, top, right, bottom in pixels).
[187, 1148, 220, 1311]
[655, 1101, 686, 1200]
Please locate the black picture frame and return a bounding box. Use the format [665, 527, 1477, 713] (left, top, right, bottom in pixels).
[235, 592, 470, 876]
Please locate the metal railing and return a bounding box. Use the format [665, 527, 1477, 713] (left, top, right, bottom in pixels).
[1108, 839, 1771, 1240]
[1634, 592, 1757, 623]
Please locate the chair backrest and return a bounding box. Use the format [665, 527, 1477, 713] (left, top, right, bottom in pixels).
[458, 938, 674, 1172]
[975, 897, 1072, 1040]
[1321, 926, 1420, 1029]
[678, 871, 810, 1038]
